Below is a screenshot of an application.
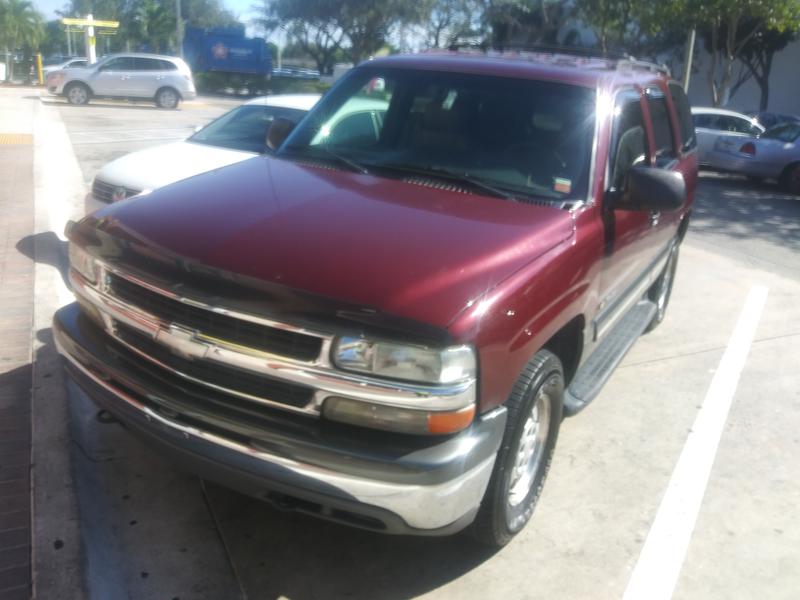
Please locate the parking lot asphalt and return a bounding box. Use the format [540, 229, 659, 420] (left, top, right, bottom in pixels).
[10, 89, 800, 599]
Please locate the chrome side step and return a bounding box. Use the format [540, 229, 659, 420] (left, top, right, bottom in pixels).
[564, 300, 657, 416]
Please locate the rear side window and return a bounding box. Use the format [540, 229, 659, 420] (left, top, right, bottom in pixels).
[610, 97, 647, 191]
[668, 83, 696, 151]
[646, 90, 675, 160]
[693, 114, 715, 129]
[722, 116, 761, 135]
[102, 57, 136, 70]
[159, 60, 178, 71]
[134, 58, 163, 71]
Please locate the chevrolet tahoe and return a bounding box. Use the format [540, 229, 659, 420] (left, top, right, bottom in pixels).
[55, 50, 697, 546]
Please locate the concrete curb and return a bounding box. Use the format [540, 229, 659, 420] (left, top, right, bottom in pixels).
[31, 94, 88, 599]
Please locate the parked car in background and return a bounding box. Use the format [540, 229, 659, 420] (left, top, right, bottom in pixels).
[90, 94, 320, 206]
[42, 57, 87, 76]
[691, 107, 764, 165]
[272, 66, 321, 79]
[745, 110, 800, 130]
[707, 122, 800, 193]
[47, 53, 196, 109]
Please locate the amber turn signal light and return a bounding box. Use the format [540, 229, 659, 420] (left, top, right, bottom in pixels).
[427, 405, 476, 434]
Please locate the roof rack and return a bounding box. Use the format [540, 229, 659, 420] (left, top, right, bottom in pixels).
[615, 57, 671, 77]
[446, 43, 671, 77]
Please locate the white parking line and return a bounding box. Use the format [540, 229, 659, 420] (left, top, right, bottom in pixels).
[622, 285, 769, 600]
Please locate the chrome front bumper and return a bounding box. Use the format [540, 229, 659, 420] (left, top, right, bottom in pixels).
[55, 303, 506, 533]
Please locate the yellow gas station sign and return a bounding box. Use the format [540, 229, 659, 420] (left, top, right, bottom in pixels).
[61, 17, 119, 28]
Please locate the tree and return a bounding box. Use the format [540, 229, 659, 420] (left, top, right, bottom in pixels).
[336, 0, 422, 63]
[39, 19, 67, 56]
[671, 0, 800, 107]
[182, 0, 239, 28]
[257, 0, 344, 74]
[571, 0, 685, 61]
[259, 0, 422, 70]
[486, 0, 578, 48]
[60, 0, 240, 55]
[122, 0, 175, 53]
[720, 19, 797, 110]
[419, 0, 483, 49]
[0, 0, 44, 79]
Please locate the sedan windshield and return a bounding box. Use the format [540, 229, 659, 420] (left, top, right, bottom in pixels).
[280, 68, 596, 202]
[190, 104, 308, 153]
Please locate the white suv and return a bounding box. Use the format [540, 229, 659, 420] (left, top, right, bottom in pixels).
[48, 53, 196, 109]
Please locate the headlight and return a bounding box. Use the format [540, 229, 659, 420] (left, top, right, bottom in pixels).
[332, 337, 476, 384]
[68, 243, 98, 284]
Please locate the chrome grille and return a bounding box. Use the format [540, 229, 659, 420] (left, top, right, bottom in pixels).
[114, 322, 315, 408]
[108, 273, 323, 361]
[92, 178, 141, 203]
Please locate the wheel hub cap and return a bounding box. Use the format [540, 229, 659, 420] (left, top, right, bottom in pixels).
[508, 384, 551, 507]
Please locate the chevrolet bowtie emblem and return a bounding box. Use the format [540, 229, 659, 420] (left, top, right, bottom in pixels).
[156, 324, 208, 360]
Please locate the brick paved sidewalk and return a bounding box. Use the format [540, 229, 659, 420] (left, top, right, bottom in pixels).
[0, 136, 34, 600]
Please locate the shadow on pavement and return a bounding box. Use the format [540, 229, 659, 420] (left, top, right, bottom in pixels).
[16, 231, 70, 289]
[38, 98, 174, 111]
[204, 482, 498, 600]
[692, 173, 800, 255]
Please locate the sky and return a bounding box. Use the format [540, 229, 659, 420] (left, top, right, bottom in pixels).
[34, 0, 260, 25]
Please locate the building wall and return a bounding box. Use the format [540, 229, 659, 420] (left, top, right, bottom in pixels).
[685, 39, 800, 115]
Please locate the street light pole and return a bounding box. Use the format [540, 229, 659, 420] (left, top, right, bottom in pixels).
[175, 0, 184, 58]
[682, 28, 696, 92]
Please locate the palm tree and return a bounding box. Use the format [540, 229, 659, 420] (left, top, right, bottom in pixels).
[123, 0, 174, 54]
[0, 0, 43, 81]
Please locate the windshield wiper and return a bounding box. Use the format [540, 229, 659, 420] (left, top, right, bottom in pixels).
[368, 162, 518, 201]
[283, 146, 370, 175]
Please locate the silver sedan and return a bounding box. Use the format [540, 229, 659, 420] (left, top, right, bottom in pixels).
[707, 123, 800, 194]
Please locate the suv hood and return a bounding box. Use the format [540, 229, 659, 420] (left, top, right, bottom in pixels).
[86, 156, 574, 329]
[96, 141, 255, 193]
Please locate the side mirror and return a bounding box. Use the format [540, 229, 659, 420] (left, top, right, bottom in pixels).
[614, 166, 686, 212]
[266, 117, 296, 152]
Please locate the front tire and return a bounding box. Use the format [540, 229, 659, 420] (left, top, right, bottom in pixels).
[65, 82, 90, 105]
[155, 87, 180, 109]
[780, 163, 800, 195]
[472, 350, 563, 547]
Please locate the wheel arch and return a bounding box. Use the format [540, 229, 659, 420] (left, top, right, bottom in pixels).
[155, 85, 182, 100]
[779, 161, 800, 186]
[541, 314, 585, 387]
[64, 79, 93, 96]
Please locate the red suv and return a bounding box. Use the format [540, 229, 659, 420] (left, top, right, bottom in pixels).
[56, 50, 696, 546]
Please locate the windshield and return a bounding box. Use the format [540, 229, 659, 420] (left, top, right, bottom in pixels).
[190, 104, 308, 153]
[762, 123, 800, 143]
[280, 67, 596, 202]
